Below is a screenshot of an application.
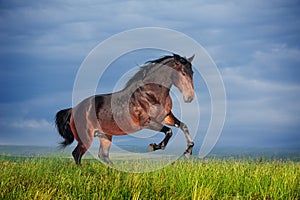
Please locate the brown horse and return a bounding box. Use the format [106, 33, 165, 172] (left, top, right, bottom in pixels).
[55, 54, 195, 165]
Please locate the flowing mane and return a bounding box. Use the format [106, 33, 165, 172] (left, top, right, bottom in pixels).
[124, 55, 174, 88]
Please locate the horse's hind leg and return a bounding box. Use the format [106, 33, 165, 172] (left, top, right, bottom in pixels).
[72, 130, 93, 165]
[72, 143, 86, 165]
[97, 133, 113, 165]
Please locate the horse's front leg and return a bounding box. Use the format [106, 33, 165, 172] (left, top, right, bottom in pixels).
[147, 120, 173, 152]
[163, 112, 194, 158]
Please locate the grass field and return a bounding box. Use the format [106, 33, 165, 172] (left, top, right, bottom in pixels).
[1, 156, 299, 199]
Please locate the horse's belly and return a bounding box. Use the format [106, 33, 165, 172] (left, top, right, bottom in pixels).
[99, 122, 139, 136]
[97, 113, 141, 136]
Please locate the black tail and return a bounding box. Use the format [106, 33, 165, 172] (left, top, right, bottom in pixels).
[55, 108, 74, 148]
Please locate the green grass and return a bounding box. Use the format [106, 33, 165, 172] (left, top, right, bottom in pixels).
[0, 156, 299, 199]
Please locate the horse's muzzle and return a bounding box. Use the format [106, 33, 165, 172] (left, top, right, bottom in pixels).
[184, 96, 194, 103]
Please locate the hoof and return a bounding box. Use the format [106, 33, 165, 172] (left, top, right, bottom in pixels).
[107, 161, 114, 166]
[99, 155, 113, 166]
[184, 152, 191, 159]
[183, 150, 192, 159]
[148, 143, 155, 152]
[103, 159, 113, 166]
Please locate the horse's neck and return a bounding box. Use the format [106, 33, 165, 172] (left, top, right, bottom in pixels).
[118, 63, 174, 102]
[134, 68, 172, 103]
[118, 73, 171, 106]
[142, 65, 173, 89]
[121, 80, 171, 98]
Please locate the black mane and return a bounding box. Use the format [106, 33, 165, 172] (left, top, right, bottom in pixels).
[146, 55, 174, 64]
[124, 55, 174, 88]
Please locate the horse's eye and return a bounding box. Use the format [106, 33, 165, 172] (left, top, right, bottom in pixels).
[182, 71, 186, 76]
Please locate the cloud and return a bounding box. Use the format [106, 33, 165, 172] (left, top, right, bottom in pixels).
[9, 118, 51, 129]
[222, 60, 300, 125]
[217, 47, 300, 148]
[0, 0, 299, 150]
[250, 46, 300, 83]
[206, 42, 300, 147]
[0, 117, 57, 146]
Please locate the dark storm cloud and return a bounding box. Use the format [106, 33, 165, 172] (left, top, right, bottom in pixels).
[0, 0, 299, 149]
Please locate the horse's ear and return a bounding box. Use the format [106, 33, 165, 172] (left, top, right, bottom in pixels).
[187, 54, 195, 63]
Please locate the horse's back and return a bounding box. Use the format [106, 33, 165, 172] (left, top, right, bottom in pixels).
[72, 94, 140, 136]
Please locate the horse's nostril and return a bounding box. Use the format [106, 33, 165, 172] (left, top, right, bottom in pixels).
[185, 96, 193, 103]
[188, 96, 193, 102]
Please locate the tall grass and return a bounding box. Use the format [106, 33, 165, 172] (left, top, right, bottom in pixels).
[1, 156, 299, 199]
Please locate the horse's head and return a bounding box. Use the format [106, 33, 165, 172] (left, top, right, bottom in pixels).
[171, 54, 195, 103]
[127, 54, 195, 103]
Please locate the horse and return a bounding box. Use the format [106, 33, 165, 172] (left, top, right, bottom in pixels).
[55, 53, 195, 165]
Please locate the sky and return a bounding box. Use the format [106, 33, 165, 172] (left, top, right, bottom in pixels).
[0, 0, 300, 153]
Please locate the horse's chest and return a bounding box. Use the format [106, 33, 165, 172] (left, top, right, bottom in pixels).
[147, 96, 172, 121]
[148, 104, 169, 120]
